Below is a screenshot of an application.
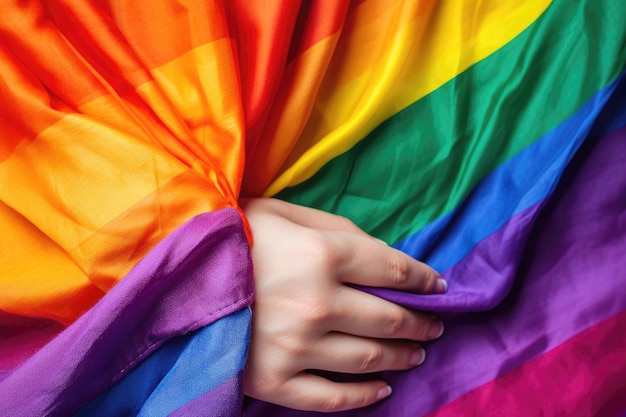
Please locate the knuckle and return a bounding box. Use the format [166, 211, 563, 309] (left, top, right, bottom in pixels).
[384, 309, 408, 337]
[321, 392, 348, 412]
[304, 232, 339, 271]
[337, 215, 358, 231]
[357, 389, 374, 407]
[359, 345, 384, 372]
[301, 294, 334, 324]
[302, 303, 333, 324]
[388, 253, 410, 286]
[286, 342, 309, 357]
[274, 334, 310, 358]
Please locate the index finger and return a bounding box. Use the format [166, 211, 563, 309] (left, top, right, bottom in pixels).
[327, 230, 447, 294]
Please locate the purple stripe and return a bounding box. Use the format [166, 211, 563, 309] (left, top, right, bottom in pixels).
[0, 208, 254, 417]
[169, 373, 244, 417]
[245, 127, 626, 416]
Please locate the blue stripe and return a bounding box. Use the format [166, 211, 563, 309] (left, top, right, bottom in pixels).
[589, 71, 626, 137]
[74, 308, 250, 417]
[395, 73, 626, 272]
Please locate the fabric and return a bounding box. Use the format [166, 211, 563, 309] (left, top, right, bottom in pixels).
[0, 1, 625, 416]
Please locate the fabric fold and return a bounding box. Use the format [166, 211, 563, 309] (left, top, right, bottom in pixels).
[0, 208, 253, 417]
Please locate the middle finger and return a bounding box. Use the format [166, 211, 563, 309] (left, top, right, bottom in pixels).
[329, 286, 444, 341]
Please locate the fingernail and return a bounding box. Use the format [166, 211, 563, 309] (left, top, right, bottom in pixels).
[429, 320, 445, 339]
[435, 278, 448, 293]
[376, 385, 392, 401]
[375, 238, 389, 246]
[409, 347, 426, 366]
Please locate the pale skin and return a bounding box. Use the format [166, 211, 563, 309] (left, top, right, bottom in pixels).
[241, 198, 446, 412]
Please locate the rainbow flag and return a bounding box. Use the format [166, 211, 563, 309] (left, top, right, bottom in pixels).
[1, 1, 625, 416]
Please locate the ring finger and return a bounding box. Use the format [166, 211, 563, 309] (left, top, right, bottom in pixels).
[304, 332, 426, 374]
[331, 286, 444, 341]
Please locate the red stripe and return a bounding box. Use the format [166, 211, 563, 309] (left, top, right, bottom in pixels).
[0, 311, 63, 371]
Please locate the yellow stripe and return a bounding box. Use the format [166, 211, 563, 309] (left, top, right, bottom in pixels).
[264, 0, 551, 196]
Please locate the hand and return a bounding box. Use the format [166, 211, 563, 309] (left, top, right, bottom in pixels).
[241, 198, 446, 412]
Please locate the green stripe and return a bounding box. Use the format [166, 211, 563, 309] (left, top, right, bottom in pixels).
[277, 0, 626, 244]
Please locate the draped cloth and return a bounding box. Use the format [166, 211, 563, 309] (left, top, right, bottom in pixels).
[1, 1, 625, 416]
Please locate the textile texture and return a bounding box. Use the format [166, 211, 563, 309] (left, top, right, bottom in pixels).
[0, 1, 625, 416]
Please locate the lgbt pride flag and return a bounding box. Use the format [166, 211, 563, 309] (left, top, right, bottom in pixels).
[1, 1, 625, 416]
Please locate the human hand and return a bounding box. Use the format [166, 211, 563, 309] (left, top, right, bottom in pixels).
[241, 198, 446, 412]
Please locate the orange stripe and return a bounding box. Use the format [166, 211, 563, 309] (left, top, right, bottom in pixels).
[141, 40, 245, 205]
[68, 171, 229, 293]
[0, 44, 62, 161]
[0, 112, 188, 249]
[102, 0, 230, 70]
[0, 170, 226, 324]
[0, 0, 236, 147]
[0, 1, 111, 108]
